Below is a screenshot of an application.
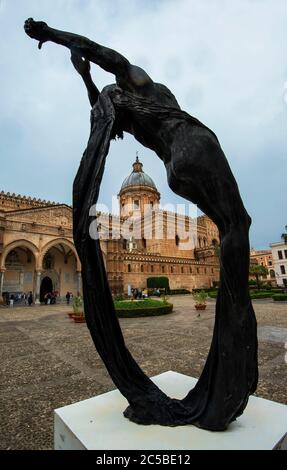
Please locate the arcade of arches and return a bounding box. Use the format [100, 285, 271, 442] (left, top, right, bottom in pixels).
[0, 198, 82, 303]
[0, 156, 221, 302]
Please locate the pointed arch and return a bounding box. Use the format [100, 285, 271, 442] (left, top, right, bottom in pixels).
[39, 238, 81, 271]
[1, 239, 39, 269]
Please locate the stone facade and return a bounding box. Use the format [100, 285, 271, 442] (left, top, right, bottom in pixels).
[0, 200, 81, 304]
[0, 156, 221, 302]
[250, 249, 276, 284]
[101, 156, 220, 294]
[270, 242, 287, 287]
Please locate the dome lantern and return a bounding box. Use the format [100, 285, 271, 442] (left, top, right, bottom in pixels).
[132, 154, 143, 173]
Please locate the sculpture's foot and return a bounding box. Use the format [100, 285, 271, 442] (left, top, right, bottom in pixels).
[123, 403, 229, 430]
[123, 400, 192, 427]
[123, 405, 163, 425]
[124, 401, 189, 426]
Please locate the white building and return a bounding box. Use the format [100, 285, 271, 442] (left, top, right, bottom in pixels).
[270, 241, 287, 287]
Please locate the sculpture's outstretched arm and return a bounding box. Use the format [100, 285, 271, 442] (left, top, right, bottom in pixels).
[70, 52, 99, 107]
[24, 18, 153, 92]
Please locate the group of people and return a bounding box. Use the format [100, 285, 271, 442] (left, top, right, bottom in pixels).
[43, 291, 58, 305]
[3, 292, 33, 307]
[152, 288, 162, 297]
[131, 288, 148, 300]
[129, 287, 162, 299]
[44, 291, 74, 305]
[2, 291, 74, 307]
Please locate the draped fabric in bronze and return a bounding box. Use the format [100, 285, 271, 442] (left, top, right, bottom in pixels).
[73, 86, 258, 431]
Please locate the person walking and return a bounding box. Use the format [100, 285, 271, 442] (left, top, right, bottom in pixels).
[9, 294, 14, 308]
[66, 291, 71, 305]
[28, 291, 33, 306]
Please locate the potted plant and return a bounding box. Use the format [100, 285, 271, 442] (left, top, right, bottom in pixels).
[193, 290, 208, 311]
[72, 295, 85, 323]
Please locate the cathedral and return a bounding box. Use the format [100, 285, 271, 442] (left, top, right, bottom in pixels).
[0, 156, 220, 303]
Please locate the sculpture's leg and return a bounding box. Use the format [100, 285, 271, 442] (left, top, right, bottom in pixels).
[24, 19, 130, 77]
[167, 124, 258, 429]
[175, 209, 258, 430]
[220, 211, 251, 304]
[24, 19, 153, 93]
[214, 213, 257, 402]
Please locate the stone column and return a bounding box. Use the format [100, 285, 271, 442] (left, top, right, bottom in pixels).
[35, 271, 42, 304]
[20, 271, 24, 292]
[0, 268, 5, 303]
[77, 271, 82, 296]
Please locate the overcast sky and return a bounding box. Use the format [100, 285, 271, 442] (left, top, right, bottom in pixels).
[0, 0, 286, 249]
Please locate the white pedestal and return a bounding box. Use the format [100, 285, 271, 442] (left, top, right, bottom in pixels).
[54, 371, 287, 450]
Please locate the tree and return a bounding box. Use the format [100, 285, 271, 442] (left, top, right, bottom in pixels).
[281, 225, 287, 243]
[249, 265, 269, 289]
[147, 277, 170, 292]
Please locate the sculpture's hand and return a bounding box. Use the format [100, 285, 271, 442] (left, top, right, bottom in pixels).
[70, 51, 91, 77]
[24, 18, 49, 49]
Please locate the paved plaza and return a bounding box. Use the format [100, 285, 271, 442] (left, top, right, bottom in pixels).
[0, 296, 286, 450]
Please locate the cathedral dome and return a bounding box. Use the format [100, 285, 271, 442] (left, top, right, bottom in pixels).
[120, 156, 157, 191]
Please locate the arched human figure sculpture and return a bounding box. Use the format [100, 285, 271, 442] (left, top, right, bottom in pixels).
[24, 18, 258, 430]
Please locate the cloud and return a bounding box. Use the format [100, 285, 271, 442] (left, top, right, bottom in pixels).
[0, 0, 286, 248]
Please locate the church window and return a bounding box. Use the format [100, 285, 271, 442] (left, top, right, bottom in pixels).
[190, 267, 192, 274]
[6, 250, 19, 266]
[133, 199, 140, 210]
[43, 253, 54, 270]
[170, 266, 173, 273]
[162, 266, 165, 273]
[128, 264, 131, 273]
[141, 265, 144, 272]
[181, 266, 184, 274]
[142, 238, 147, 249]
[151, 265, 154, 273]
[175, 234, 180, 246]
[280, 265, 286, 275]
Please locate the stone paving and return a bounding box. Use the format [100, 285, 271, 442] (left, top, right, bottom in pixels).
[0, 296, 286, 450]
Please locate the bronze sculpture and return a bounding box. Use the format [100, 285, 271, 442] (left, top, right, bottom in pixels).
[24, 18, 258, 430]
